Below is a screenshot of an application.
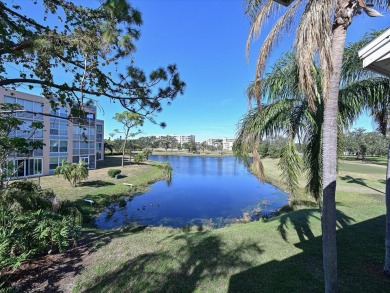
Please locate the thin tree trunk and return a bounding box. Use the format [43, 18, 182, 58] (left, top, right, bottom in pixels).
[385, 142, 390, 274]
[121, 138, 127, 168]
[129, 141, 131, 166]
[322, 20, 347, 293]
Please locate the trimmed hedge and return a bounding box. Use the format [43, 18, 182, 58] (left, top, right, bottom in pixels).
[108, 169, 121, 178]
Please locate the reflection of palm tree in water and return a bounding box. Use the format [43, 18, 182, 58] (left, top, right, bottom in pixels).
[277, 209, 354, 243]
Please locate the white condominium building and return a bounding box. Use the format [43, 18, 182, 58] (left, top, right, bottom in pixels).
[173, 135, 195, 144]
[207, 138, 236, 150]
[222, 138, 236, 151]
[0, 88, 105, 178]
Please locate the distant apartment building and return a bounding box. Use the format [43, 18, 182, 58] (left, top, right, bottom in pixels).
[173, 135, 195, 144]
[207, 138, 236, 150]
[207, 139, 219, 146]
[155, 134, 195, 144]
[0, 88, 104, 178]
[222, 138, 236, 151]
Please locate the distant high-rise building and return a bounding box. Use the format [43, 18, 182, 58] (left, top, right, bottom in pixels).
[154, 134, 195, 144]
[173, 135, 195, 144]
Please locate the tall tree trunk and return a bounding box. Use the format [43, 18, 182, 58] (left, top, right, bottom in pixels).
[121, 138, 127, 168]
[322, 18, 348, 293]
[128, 141, 132, 166]
[385, 142, 390, 274]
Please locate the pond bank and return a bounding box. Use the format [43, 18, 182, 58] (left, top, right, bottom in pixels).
[8, 158, 389, 292]
[34, 157, 170, 225]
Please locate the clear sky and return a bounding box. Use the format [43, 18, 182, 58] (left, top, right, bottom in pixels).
[9, 0, 390, 141]
[96, 0, 389, 141]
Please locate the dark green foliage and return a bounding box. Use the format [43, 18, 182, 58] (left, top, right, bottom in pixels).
[344, 128, 389, 159]
[108, 169, 122, 178]
[0, 0, 185, 119]
[0, 182, 81, 272]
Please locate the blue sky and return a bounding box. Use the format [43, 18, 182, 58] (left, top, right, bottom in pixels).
[96, 0, 389, 141]
[10, 0, 390, 141]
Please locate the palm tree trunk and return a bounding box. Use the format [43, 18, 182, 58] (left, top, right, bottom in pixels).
[385, 142, 390, 275]
[322, 19, 347, 293]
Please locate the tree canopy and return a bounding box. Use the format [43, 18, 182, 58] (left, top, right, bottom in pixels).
[0, 0, 185, 123]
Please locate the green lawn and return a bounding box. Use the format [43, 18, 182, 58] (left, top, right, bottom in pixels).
[341, 155, 388, 167]
[70, 157, 390, 293]
[34, 156, 168, 224]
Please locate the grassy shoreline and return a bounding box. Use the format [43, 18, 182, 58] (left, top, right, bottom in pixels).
[70, 156, 389, 292]
[32, 156, 169, 225]
[13, 155, 390, 292]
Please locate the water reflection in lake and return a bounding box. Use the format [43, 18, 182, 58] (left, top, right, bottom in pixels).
[95, 156, 288, 229]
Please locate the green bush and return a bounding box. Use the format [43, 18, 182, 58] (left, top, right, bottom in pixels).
[108, 169, 121, 178]
[0, 181, 81, 272]
[133, 153, 146, 164]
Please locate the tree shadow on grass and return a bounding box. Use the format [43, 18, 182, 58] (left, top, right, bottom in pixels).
[7, 226, 148, 293]
[79, 180, 115, 188]
[81, 232, 264, 293]
[340, 175, 385, 194]
[229, 215, 390, 293]
[277, 208, 354, 243]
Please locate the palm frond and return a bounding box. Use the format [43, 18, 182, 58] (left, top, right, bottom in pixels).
[341, 29, 385, 84]
[252, 0, 303, 100]
[303, 102, 323, 201]
[295, 0, 333, 110]
[245, 0, 277, 62]
[278, 135, 303, 196]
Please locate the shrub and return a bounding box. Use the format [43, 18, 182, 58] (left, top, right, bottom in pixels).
[0, 182, 81, 272]
[108, 169, 121, 178]
[133, 153, 146, 164]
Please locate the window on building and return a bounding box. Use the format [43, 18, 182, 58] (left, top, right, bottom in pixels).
[60, 141, 68, 152]
[11, 158, 43, 177]
[50, 140, 59, 152]
[49, 157, 67, 170]
[50, 140, 67, 153]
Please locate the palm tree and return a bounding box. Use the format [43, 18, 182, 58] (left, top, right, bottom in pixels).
[245, 1, 388, 290]
[235, 52, 361, 201]
[55, 160, 88, 187]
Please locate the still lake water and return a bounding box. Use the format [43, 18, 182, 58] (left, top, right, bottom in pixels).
[95, 156, 288, 229]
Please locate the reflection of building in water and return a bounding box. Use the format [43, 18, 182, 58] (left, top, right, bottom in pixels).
[0, 88, 105, 178]
[201, 157, 207, 176]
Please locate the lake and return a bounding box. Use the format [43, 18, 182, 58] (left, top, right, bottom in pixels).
[95, 156, 288, 229]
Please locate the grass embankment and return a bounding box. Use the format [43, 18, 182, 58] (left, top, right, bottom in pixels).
[36, 156, 168, 224]
[71, 157, 389, 292]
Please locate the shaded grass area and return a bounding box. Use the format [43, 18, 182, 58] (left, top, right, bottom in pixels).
[341, 155, 387, 166]
[71, 158, 390, 292]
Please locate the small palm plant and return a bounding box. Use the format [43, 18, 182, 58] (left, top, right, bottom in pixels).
[55, 160, 88, 187]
